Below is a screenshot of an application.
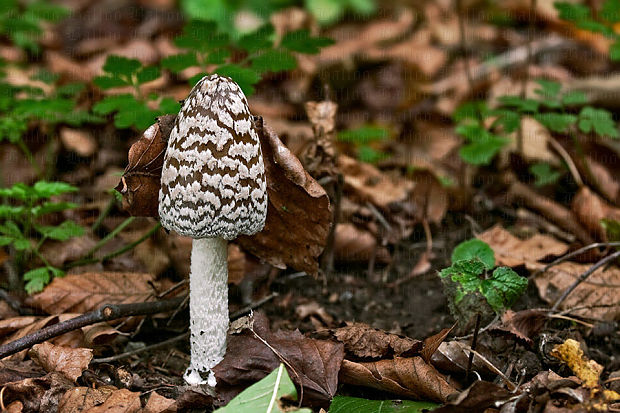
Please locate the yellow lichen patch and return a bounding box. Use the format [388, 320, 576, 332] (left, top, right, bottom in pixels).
[550, 339, 602, 389]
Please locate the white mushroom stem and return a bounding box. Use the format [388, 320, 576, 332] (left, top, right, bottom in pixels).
[184, 237, 228, 386]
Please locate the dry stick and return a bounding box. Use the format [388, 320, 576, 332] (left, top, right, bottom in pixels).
[529, 241, 620, 280]
[320, 173, 343, 275]
[551, 249, 620, 312]
[92, 332, 190, 364]
[465, 313, 481, 384]
[547, 136, 583, 187]
[518, 0, 537, 154]
[0, 297, 185, 360]
[461, 344, 517, 391]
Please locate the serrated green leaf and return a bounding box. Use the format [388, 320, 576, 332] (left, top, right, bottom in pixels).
[136, 66, 160, 84]
[114, 103, 160, 130]
[338, 125, 390, 144]
[23, 267, 51, 293]
[159, 97, 181, 114]
[534, 79, 562, 99]
[529, 162, 562, 186]
[161, 53, 199, 73]
[238, 24, 274, 53]
[251, 49, 297, 73]
[459, 135, 508, 165]
[561, 90, 588, 106]
[215, 364, 309, 413]
[452, 239, 495, 269]
[31, 201, 77, 217]
[36, 220, 84, 241]
[329, 396, 437, 413]
[92, 94, 140, 115]
[102, 55, 142, 77]
[498, 95, 539, 113]
[578, 106, 619, 137]
[0, 205, 26, 219]
[93, 75, 130, 89]
[481, 267, 528, 313]
[534, 113, 577, 133]
[33, 181, 78, 198]
[281, 29, 334, 54]
[0, 221, 22, 238]
[215, 65, 261, 96]
[453, 101, 487, 121]
[554, 2, 591, 22]
[488, 109, 520, 133]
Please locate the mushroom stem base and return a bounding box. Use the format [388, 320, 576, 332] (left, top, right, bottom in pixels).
[184, 237, 228, 386]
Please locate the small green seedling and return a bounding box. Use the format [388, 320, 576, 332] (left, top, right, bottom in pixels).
[439, 239, 528, 327]
[0, 181, 84, 293]
[161, 20, 333, 95]
[93, 55, 180, 130]
[338, 125, 391, 163]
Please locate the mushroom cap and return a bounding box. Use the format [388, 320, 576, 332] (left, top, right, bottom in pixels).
[159, 74, 267, 240]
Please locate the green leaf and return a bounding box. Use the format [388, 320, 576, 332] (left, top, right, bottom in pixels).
[601, 0, 620, 22]
[161, 53, 199, 73]
[481, 267, 528, 313]
[338, 125, 390, 144]
[601, 218, 620, 241]
[329, 396, 438, 413]
[304, 0, 344, 25]
[554, 2, 591, 22]
[56, 82, 85, 97]
[529, 162, 561, 186]
[251, 49, 297, 73]
[347, 0, 377, 16]
[23, 267, 51, 294]
[498, 96, 539, 113]
[459, 134, 509, 165]
[577, 20, 614, 36]
[159, 97, 181, 114]
[102, 55, 142, 77]
[136, 66, 160, 84]
[214, 364, 310, 413]
[534, 79, 562, 99]
[357, 145, 390, 164]
[561, 90, 588, 106]
[238, 24, 275, 53]
[451, 239, 495, 269]
[487, 109, 520, 133]
[36, 220, 84, 241]
[93, 75, 130, 89]
[31, 201, 77, 217]
[534, 113, 577, 133]
[610, 41, 620, 61]
[33, 181, 78, 198]
[175, 20, 230, 53]
[440, 258, 486, 300]
[281, 29, 334, 54]
[578, 106, 619, 137]
[215, 65, 261, 96]
[25, 2, 69, 23]
[92, 94, 140, 115]
[0, 205, 26, 219]
[180, 0, 234, 33]
[453, 101, 487, 121]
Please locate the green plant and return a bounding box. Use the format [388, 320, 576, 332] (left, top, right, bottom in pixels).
[0, 67, 102, 170]
[214, 364, 311, 412]
[454, 79, 618, 166]
[440, 239, 528, 314]
[555, 0, 620, 60]
[338, 125, 391, 163]
[529, 162, 562, 187]
[161, 20, 333, 95]
[328, 396, 438, 412]
[0, 181, 84, 293]
[0, 0, 69, 53]
[305, 0, 376, 26]
[93, 56, 180, 130]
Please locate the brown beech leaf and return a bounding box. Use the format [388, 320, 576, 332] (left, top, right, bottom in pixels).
[478, 224, 569, 268]
[58, 386, 117, 413]
[430, 341, 495, 376]
[572, 186, 620, 241]
[237, 119, 331, 276]
[339, 357, 456, 402]
[431, 380, 512, 413]
[534, 261, 620, 320]
[213, 312, 344, 407]
[410, 170, 448, 224]
[490, 309, 548, 346]
[330, 322, 422, 359]
[1, 372, 74, 413]
[333, 223, 391, 263]
[85, 388, 141, 413]
[2, 316, 59, 361]
[115, 115, 175, 217]
[140, 392, 176, 413]
[421, 326, 454, 363]
[0, 317, 38, 338]
[29, 342, 92, 383]
[26, 272, 157, 314]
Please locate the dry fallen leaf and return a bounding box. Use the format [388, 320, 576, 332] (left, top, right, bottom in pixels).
[26, 272, 157, 314]
[140, 392, 176, 413]
[29, 342, 92, 383]
[58, 386, 117, 413]
[534, 260, 620, 320]
[478, 225, 569, 268]
[1, 372, 74, 412]
[213, 312, 344, 407]
[339, 357, 456, 402]
[490, 309, 548, 346]
[330, 322, 422, 359]
[431, 380, 512, 413]
[333, 223, 391, 264]
[60, 128, 97, 157]
[572, 186, 620, 241]
[84, 388, 142, 413]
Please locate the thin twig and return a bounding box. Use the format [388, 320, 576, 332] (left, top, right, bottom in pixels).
[91, 332, 189, 364]
[460, 344, 517, 391]
[465, 313, 481, 383]
[530, 242, 620, 280]
[551, 250, 620, 311]
[0, 297, 185, 359]
[547, 136, 583, 187]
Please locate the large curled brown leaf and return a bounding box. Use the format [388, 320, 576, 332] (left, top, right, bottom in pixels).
[330, 322, 422, 359]
[29, 342, 92, 383]
[0, 372, 74, 413]
[117, 116, 331, 276]
[339, 357, 457, 402]
[26, 272, 157, 314]
[212, 312, 344, 408]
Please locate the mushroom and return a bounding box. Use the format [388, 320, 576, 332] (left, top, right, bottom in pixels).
[158, 74, 268, 385]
